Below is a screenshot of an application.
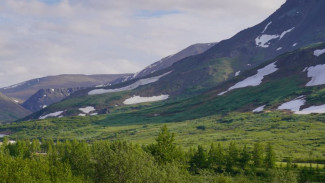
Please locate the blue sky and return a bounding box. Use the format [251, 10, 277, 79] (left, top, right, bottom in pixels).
[135, 10, 181, 18]
[0, 0, 285, 87]
[39, 0, 61, 5]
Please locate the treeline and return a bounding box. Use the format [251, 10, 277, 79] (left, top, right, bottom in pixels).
[0, 126, 323, 183]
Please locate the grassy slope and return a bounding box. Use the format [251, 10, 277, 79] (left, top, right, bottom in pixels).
[2, 45, 325, 162]
[1, 112, 324, 161]
[0, 93, 31, 122]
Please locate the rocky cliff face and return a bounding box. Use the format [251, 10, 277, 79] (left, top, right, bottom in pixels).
[22, 88, 82, 112]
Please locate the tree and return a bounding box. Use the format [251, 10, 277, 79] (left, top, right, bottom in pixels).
[264, 143, 276, 169]
[208, 143, 224, 169]
[146, 125, 182, 164]
[252, 142, 264, 168]
[239, 144, 251, 169]
[226, 142, 239, 172]
[30, 139, 40, 153]
[190, 145, 208, 173]
[285, 157, 292, 171]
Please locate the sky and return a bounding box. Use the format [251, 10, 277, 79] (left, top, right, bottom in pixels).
[0, 0, 285, 87]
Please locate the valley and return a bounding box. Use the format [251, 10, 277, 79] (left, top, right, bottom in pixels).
[0, 0, 325, 182]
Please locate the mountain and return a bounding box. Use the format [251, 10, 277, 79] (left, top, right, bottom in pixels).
[0, 74, 132, 102]
[23, 43, 325, 120]
[132, 0, 325, 97]
[110, 43, 217, 85]
[0, 92, 31, 123]
[22, 0, 325, 120]
[22, 88, 83, 112]
[12, 43, 325, 139]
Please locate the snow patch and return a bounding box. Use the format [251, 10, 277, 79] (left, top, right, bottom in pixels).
[305, 64, 325, 86]
[262, 21, 272, 33]
[39, 111, 64, 120]
[314, 49, 325, 57]
[235, 71, 241, 77]
[302, 67, 308, 72]
[78, 114, 86, 117]
[292, 43, 297, 47]
[123, 95, 169, 105]
[255, 27, 294, 48]
[278, 96, 305, 113]
[2, 81, 26, 90]
[255, 35, 279, 48]
[96, 84, 104, 88]
[79, 106, 95, 114]
[218, 62, 278, 95]
[276, 47, 282, 51]
[90, 113, 98, 116]
[42, 105, 47, 109]
[279, 27, 295, 40]
[253, 105, 266, 113]
[296, 104, 325, 114]
[278, 96, 325, 114]
[88, 71, 172, 95]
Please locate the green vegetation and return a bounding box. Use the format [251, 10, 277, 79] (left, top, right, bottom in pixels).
[1, 126, 323, 183]
[2, 111, 324, 161]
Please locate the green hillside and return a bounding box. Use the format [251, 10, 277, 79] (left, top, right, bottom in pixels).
[0, 92, 31, 123]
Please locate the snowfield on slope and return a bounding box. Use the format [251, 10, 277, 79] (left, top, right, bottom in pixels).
[88, 71, 171, 95]
[79, 106, 95, 114]
[277, 96, 325, 114]
[218, 62, 278, 95]
[296, 104, 325, 114]
[123, 95, 169, 105]
[277, 96, 305, 113]
[253, 105, 266, 113]
[262, 22, 272, 33]
[255, 27, 294, 48]
[314, 49, 325, 57]
[39, 111, 64, 120]
[305, 64, 325, 86]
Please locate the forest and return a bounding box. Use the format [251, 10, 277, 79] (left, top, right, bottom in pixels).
[0, 125, 324, 183]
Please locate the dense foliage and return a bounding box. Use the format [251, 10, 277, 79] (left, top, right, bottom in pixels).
[1, 126, 323, 183]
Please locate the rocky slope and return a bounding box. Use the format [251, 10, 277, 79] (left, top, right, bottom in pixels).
[22, 88, 83, 112]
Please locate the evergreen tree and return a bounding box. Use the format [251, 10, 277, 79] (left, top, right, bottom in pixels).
[146, 125, 182, 164]
[208, 143, 224, 168]
[239, 144, 251, 169]
[285, 157, 292, 171]
[252, 142, 264, 168]
[30, 139, 40, 153]
[226, 142, 239, 172]
[190, 145, 208, 173]
[264, 142, 276, 169]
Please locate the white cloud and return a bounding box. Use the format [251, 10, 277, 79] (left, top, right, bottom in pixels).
[0, 0, 285, 87]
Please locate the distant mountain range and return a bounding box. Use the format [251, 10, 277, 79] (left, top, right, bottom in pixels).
[21, 0, 325, 121]
[0, 74, 131, 102]
[2, 0, 325, 123]
[0, 92, 31, 123]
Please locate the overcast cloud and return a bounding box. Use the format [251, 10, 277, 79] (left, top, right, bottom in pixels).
[0, 0, 285, 87]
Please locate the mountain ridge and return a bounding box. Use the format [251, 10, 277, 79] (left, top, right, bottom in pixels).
[0, 92, 31, 123]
